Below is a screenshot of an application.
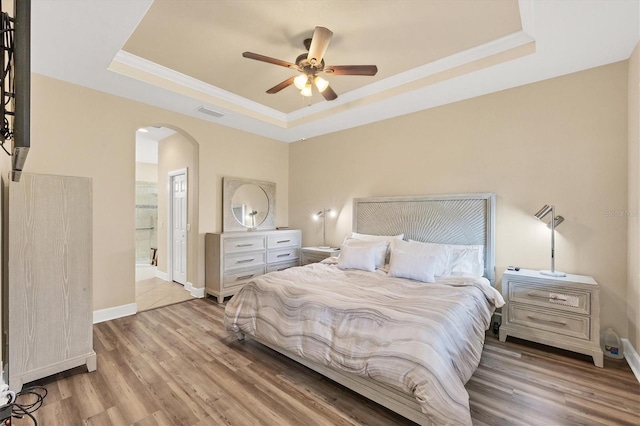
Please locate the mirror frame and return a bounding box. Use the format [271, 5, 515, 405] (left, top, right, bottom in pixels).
[223, 177, 276, 232]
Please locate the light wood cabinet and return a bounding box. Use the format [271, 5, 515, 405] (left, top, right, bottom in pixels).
[8, 173, 96, 391]
[499, 269, 603, 367]
[205, 230, 301, 303]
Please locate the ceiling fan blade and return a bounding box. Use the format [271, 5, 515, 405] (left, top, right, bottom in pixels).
[242, 52, 298, 69]
[321, 85, 338, 101]
[266, 76, 296, 94]
[324, 65, 378, 76]
[307, 26, 333, 67]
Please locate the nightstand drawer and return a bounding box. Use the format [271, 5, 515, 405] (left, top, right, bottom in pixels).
[223, 266, 265, 288]
[267, 247, 298, 263]
[508, 304, 590, 340]
[508, 281, 590, 315]
[266, 260, 299, 273]
[224, 237, 266, 253]
[224, 251, 266, 271]
[267, 233, 300, 249]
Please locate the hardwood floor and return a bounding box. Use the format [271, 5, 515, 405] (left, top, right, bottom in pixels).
[14, 298, 640, 425]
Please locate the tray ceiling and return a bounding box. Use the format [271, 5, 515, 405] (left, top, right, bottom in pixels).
[31, 0, 640, 142]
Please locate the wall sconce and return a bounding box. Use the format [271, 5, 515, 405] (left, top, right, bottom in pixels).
[534, 204, 566, 277]
[312, 208, 336, 248]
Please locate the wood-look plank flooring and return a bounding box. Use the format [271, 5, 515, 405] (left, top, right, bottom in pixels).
[14, 298, 640, 425]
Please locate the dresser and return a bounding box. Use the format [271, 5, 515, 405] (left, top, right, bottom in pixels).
[205, 230, 301, 303]
[499, 269, 603, 367]
[301, 247, 341, 265]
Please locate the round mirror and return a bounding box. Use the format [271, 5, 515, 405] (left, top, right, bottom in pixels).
[230, 184, 269, 228]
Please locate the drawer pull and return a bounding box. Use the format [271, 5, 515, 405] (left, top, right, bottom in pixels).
[526, 292, 568, 302]
[526, 292, 549, 300]
[236, 258, 255, 264]
[236, 274, 254, 281]
[550, 295, 568, 301]
[236, 243, 254, 247]
[277, 239, 291, 244]
[526, 315, 567, 326]
[277, 253, 291, 258]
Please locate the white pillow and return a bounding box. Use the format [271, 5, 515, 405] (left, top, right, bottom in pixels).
[408, 240, 485, 277]
[400, 240, 450, 276]
[389, 249, 436, 283]
[449, 245, 484, 277]
[337, 244, 377, 272]
[342, 239, 388, 268]
[347, 232, 404, 266]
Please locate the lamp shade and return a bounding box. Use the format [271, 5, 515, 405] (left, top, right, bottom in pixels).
[314, 76, 329, 92]
[534, 204, 553, 220]
[294, 74, 308, 90]
[300, 83, 313, 97]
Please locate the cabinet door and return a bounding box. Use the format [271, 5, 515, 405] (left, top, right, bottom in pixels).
[9, 174, 93, 388]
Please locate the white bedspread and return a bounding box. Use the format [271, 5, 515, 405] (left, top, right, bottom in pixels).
[224, 261, 504, 425]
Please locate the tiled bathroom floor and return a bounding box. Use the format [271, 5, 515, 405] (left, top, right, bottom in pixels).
[135, 265, 193, 312]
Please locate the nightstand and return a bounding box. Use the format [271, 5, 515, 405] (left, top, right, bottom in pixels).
[301, 247, 340, 265]
[499, 269, 603, 367]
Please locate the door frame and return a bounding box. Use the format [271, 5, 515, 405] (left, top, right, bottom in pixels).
[167, 167, 188, 283]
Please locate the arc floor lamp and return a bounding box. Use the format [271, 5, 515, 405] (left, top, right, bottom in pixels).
[534, 204, 566, 277]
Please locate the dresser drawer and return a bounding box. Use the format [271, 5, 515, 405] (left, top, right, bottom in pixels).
[224, 237, 266, 253]
[267, 233, 300, 249]
[266, 260, 299, 273]
[225, 251, 266, 271]
[508, 281, 590, 315]
[223, 266, 265, 288]
[508, 304, 590, 340]
[267, 247, 299, 264]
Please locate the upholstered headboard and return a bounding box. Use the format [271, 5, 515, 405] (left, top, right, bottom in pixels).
[353, 193, 496, 285]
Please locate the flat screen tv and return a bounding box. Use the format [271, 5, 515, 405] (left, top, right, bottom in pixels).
[1, 0, 29, 182]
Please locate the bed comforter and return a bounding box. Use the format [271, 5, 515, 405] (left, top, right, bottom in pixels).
[224, 260, 504, 425]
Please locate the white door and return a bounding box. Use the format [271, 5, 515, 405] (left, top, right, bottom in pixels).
[170, 170, 187, 285]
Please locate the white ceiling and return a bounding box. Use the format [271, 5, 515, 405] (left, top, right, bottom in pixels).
[32, 1, 640, 143]
[135, 126, 175, 164]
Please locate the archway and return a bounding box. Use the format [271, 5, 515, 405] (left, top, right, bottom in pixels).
[134, 124, 200, 311]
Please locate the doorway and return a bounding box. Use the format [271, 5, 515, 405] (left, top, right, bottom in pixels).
[135, 126, 193, 311]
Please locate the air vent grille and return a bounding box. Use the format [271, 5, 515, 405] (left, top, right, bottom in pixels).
[196, 106, 225, 118]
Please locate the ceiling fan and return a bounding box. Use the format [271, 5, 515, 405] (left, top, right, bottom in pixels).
[242, 26, 378, 101]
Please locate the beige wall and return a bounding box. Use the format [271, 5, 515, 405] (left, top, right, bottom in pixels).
[290, 62, 629, 337]
[28, 74, 289, 312]
[157, 132, 199, 285]
[135, 162, 158, 183]
[628, 43, 640, 351]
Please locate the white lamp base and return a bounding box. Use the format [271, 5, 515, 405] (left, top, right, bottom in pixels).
[540, 270, 566, 277]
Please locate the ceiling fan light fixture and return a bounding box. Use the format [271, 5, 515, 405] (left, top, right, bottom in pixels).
[314, 76, 329, 92]
[294, 74, 308, 90]
[300, 83, 313, 97]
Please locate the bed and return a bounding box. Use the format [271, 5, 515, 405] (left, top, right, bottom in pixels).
[224, 193, 502, 425]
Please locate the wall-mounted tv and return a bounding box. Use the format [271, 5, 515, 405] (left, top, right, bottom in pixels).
[1, 0, 30, 182]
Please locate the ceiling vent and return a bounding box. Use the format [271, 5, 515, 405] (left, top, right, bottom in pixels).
[196, 106, 225, 118]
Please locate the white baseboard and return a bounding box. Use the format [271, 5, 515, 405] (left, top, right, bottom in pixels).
[156, 269, 169, 281]
[622, 338, 640, 383]
[93, 303, 138, 324]
[185, 282, 205, 298]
